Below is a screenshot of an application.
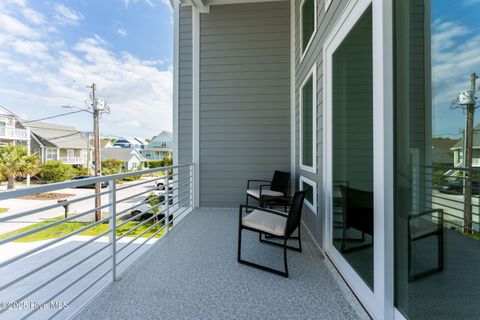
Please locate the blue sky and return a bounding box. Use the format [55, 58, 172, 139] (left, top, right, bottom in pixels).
[0, 0, 173, 139]
[431, 0, 480, 138]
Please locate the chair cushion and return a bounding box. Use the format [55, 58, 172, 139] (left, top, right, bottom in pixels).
[410, 219, 440, 239]
[247, 189, 284, 199]
[242, 210, 287, 236]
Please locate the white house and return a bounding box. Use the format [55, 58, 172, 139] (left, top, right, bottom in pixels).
[101, 148, 147, 171]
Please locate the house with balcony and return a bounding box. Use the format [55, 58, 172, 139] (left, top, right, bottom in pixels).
[0, 1, 478, 320]
[0, 106, 30, 148]
[25, 121, 92, 167]
[142, 130, 173, 161]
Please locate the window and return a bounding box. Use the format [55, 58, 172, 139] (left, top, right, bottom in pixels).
[46, 148, 57, 161]
[0, 121, 5, 136]
[300, 65, 316, 172]
[299, 176, 317, 213]
[300, 0, 316, 58]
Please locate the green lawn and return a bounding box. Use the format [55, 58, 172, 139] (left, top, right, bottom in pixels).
[0, 208, 8, 214]
[0, 216, 166, 242]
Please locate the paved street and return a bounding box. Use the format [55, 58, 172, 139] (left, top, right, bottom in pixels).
[0, 177, 161, 235]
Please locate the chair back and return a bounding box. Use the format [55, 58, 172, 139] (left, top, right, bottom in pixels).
[339, 186, 374, 235]
[270, 171, 290, 195]
[285, 190, 308, 237]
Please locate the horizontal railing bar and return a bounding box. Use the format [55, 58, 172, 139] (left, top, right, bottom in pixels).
[114, 173, 178, 192]
[116, 202, 193, 268]
[115, 187, 191, 228]
[0, 163, 192, 200]
[3, 242, 111, 317]
[115, 194, 191, 255]
[412, 190, 480, 209]
[0, 229, 110, 292]
[0, 189, 111, 223]
[31, 259, 112, 320]
[116, 209, 167, 242]
[0, 215, 110, 269]
[0, 202, 111, 246]
[46, 267, 112, 320]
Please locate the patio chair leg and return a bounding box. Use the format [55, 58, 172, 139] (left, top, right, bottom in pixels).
[283, 238, 289, 277]
[238, 228, 243, 262]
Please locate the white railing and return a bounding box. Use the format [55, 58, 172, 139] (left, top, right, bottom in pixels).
[0, 128, 29, 140]
[0, 163, 194, 320]
[58, 157, 85, 164]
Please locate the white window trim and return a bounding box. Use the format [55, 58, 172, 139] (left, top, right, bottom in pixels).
[300, 0, 318, 62]
[325, 0, 333, 12]
[299, 63, 317, 174]
[299, 175, 317, 214]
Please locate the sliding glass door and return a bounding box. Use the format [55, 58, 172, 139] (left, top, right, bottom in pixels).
[394, 0, 480, 318]
[331, 6, 374, 289]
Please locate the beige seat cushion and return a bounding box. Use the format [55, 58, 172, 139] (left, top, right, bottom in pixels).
[242, 209, 287, 236]
[247, 189, 284, 199]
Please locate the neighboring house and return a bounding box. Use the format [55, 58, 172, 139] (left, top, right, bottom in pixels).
[451, 125, 480, 167]
[0, 106, 31, 148]
[24, 121, 92, 167]
[113, 137, 147, 149]
[142, 131, 173, 160]
[101, 148, 147, 171]
[432, 138, 457, 166]
[100, 139, 115, 149]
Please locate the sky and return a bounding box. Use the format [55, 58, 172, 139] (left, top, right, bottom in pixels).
[431, 0, 480, 138]
[0, 0, 173, 140]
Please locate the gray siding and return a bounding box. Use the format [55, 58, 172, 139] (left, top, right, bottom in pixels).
[199, 2, 291, 207]
[295, 0, 350, 246]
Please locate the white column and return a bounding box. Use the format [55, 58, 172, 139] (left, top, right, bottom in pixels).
[192, 6, 200, 208]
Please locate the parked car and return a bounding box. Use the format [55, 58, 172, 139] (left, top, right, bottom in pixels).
[131, 191, 174, 220]
[155, 175, 174, 190]
[73, 176, 109, 189]
[438, 179, 480, 195]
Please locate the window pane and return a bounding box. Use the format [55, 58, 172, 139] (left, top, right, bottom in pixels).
[302, 76, 314, 168]
[395, 0, 480, 318]
[332, 6, 373, 289]
[302, 181, 314, 205]
[302, 0, 315, 52]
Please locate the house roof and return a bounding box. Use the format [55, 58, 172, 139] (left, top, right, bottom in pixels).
[21, 120, 89, 149]
[452, 124, 480, 149]
[0, 105, 17, 117]
[114, 137, 146, 146]
[101, 148, 147, 162]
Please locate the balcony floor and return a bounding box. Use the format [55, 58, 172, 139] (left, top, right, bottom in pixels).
[76, 208, 368, 320]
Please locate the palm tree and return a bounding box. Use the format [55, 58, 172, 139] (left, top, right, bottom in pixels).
[0, 145, 39, 190]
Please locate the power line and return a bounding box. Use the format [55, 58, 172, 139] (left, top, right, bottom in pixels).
[21, 110, 85, 124]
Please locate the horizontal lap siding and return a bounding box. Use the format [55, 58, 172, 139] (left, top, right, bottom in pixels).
[295, 0, 350, 246]
[199, 2, 291, 208]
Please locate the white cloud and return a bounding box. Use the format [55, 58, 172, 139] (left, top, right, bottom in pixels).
[117, 28, 128, 37]
[21, 8, 45, 25]
[0, 13, 40, 39]
[54, 4, 84, 26]
[123, 0, 169, 9]
[463, 0, 480, 6]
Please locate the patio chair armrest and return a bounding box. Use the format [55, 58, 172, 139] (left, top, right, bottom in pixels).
[259, 184, 272, 196]
[247, 179, 271, 190]
[409, 209, 444, 225]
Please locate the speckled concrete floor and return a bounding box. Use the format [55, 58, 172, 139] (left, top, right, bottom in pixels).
[75, 208, 369, 320]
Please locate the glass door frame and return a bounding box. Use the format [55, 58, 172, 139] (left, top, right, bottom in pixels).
[322, 0, 395, 319]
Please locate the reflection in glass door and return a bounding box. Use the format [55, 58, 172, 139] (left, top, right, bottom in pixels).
[331, 7, 374, 289]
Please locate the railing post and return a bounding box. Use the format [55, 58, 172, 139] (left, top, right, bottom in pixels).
[109, 179, 117, 281]
[165, 172, 170, 233]
[190, 164, 194, 210]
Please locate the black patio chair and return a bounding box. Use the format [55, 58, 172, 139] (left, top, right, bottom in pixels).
[338, 186, 374, 253]
[408, 209, 444, 282]
[246, 171, 290, 212]
[237, 190, 307, 277]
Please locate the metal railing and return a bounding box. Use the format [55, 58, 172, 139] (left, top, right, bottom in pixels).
[416, 165, 480, 233]
[0, 127, 29, 140]
[58, 156, 85, 164]
[0, 163, 194, 320]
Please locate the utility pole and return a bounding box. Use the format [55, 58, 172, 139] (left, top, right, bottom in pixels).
[91, 83, 102, 222]
[463, 73, 478, 234]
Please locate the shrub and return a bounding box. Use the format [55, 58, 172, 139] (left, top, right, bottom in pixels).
[102, 159, 123, 175]
[146, 160, 163, 168]
[73, 166, 89, 176]
[39, 161, 75, 183]
[123, 170, 142, 181]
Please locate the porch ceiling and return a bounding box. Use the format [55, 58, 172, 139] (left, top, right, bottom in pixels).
[77, 208, 368, 320]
